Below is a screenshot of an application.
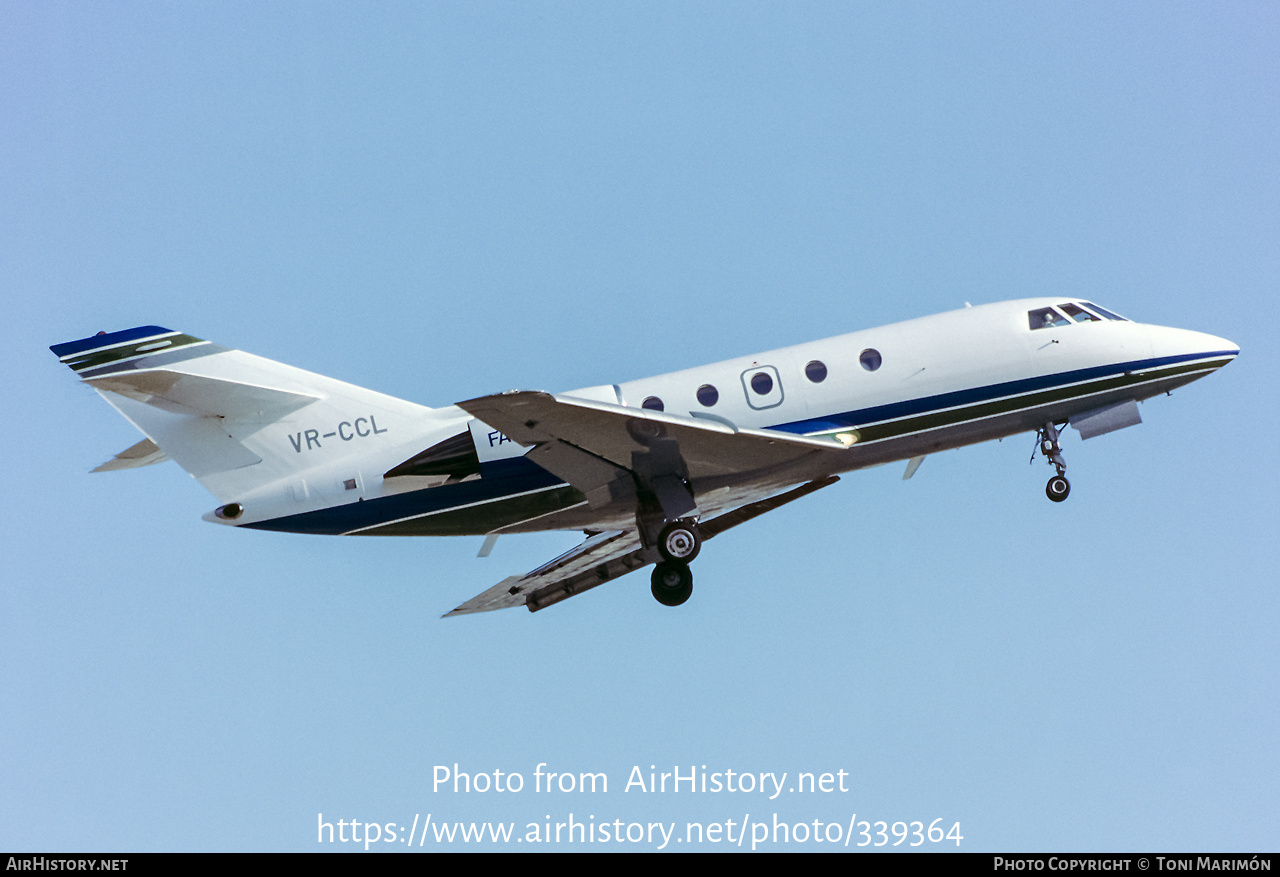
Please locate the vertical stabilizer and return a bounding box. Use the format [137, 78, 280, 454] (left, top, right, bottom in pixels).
[52, 327, 435, 502]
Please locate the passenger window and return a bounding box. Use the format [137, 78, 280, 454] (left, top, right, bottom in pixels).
[740, 365, 784, 410]
[859, 349, 882, 371]
[641, 396, 664, 411]
[1060, 303, 1100, 323]
[805, 360, 828, 383]
[696, 385, 719, 407]
[1029, 308, 1071, 330]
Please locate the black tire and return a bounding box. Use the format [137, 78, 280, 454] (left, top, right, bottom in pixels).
[657, 521, 701, 563]
[651, 561, 694, 607]
[1046, 475, 1071, 502]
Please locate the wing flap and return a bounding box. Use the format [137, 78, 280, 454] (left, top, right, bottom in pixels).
[445, 530, 647, 617]
[444, 576, 530, 615]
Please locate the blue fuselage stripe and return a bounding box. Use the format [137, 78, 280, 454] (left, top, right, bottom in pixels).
[243, 460, 564, 535]
[768, 350, 1235, 435]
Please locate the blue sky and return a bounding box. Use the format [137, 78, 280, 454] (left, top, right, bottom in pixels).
[3, 2, 1276, 852]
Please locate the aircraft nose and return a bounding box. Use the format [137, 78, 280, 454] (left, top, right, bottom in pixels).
[1189, 330, 1239, 365]
[1147, 325, 1239, 366]
[1207, 332, 1239, 361]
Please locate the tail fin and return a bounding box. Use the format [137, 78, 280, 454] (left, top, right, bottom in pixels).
[52, 326, 433, 502]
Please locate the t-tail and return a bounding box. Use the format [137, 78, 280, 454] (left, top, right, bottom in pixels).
[50, 326, 438, 508]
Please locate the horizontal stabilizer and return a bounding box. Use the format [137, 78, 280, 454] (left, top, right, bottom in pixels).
[102, 392, 263, 477]
[86, 370, 320, 420]
[92, 438, 169, 472]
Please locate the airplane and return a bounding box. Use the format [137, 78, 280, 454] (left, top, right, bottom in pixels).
[51, 298, 1237, 616]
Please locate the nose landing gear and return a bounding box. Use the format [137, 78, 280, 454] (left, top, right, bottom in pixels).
[1035, 421, 1071, 502]
[1046, 473, 1070, 502]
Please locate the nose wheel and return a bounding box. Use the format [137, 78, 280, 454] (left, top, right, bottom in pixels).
[1046, 474, 1070, 502]
[1035, 421, 1071, 503]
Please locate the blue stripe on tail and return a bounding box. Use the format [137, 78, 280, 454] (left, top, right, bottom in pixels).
[51, 326, 175, 358]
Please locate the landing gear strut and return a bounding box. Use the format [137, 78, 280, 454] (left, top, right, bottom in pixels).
[1036, 421, 1071, 502]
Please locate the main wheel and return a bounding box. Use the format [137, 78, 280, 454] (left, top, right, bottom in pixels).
[650, 561, 694, 607]
[1046, 475, 1071, 502]
[658, 520, 701, 563]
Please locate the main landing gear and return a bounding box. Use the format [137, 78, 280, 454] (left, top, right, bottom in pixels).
[1035, 421, 1071, 502]
[646, 518, 701, 606]
[657, 520, 700, 563]
[651, 561, 694, 606]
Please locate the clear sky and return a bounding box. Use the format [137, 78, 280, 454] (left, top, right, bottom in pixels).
[3, 1, 1276, 852]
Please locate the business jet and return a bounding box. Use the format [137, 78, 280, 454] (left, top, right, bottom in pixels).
[51, 299, 1236, 615]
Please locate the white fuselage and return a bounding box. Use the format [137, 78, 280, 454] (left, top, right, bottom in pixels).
[219, 297, 1236, 536]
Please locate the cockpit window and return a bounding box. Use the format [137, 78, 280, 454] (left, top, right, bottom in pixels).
[1029, 307, 1071, 330]
[1060, 303, 1100, 323]
[1080, 302, 1128, 321]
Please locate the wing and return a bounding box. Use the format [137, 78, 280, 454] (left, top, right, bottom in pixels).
[445, 476, 838, 616]
[446, 392, 851, 616]
[460, 390, 850, 478]
[444, 529, 648, 616]
[458, 390, 853, 519]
